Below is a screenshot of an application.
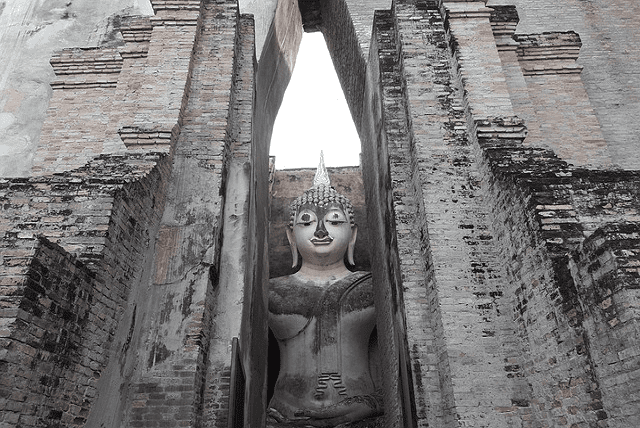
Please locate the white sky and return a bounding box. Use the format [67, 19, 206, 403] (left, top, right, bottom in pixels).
[269, 33, 361, 170]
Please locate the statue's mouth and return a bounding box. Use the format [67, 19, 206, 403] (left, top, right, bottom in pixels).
[310, 237, 333, 245]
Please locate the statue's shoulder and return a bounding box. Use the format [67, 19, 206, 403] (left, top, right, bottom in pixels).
[340, 271, 373, 291]
[268, 274, 323, 317]
[269, 271, 371, 289]
[269, 273, 298, 285]
[269, 274, 306, 294]
[340, 271, 374, 311]
[348, 271, 372, 283]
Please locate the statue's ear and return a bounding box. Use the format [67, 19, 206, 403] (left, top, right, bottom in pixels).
[347, 225, 358, 266]
[285, 228, 298, 268]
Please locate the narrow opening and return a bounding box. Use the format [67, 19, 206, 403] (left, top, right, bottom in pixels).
[265, 31, 376, 421]
[269, 32, 361, 169]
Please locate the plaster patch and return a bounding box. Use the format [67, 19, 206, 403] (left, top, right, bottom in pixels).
[1, 87, 23, 111]
[0, 112, 16, 130]
[137, 0, 153, 15]
[26, 19, 74, 49]
[0, 134, 30, 155]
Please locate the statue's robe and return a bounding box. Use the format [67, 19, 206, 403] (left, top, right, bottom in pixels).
[268, 271, 383, 427]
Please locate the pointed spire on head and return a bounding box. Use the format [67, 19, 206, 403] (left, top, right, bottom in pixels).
[313, 151, 331, 188]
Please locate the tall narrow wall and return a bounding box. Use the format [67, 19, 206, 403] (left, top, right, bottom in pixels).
[85, 2, 257, 427]
[358, 0, 640, 427]
[360, 10, 422, 427]
[361, 3, 531, 427]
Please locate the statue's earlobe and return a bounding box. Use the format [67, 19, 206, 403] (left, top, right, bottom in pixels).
[347, 226, 358, 266]
[286, 228, 298, 268]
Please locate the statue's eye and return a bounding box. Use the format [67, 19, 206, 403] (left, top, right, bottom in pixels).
[329, 221, 342, 226]
[298, 213, 315, 226]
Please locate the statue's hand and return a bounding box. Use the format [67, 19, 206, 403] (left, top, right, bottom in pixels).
[292, 393, 382, 427]
[267, 407, 287, 423]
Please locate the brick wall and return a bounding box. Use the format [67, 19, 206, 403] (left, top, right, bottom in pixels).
[571, 198, 640, 427]
[31, 3, 200, 175]
[0, 238, 97, 427]
[357, 1, 640, 427]
[4, 2, 259, 426]
[32, 47, 125, 174]
[202, 9, 258, 428]
[0, 152, 170, 427]
[321, 0, 369, 131]
[515, 32, 610, 167]
[393, 2, 532, 427]
[361, 9, 422, 427]
[505, 0, 640, 170]
[478, 131, 640, 428]
[104, 2, 256, 428]
[481, 143, 604, 427]
[440, 0, 640, 425]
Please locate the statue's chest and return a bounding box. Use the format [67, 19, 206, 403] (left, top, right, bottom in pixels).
[268, 273, 374, 340]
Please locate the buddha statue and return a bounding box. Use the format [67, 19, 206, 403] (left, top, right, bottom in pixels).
[268, 155, 383, 427]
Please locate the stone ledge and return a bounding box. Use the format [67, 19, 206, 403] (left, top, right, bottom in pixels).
[50, 48, 123, 76]
[520, 63, 583, 76]
[50, 79, 118, 89]
[49, 47, 123, 89]
[150, 10, 200, 26]
[150, 0, 201, 13]
[120, 16, 153, 43]
[118, 125, 179, 150]
[118, 16, 152, 58]
[476, 117, 527, 145]
[515, 32, 582, 75]
[488, 5, 519, 37]
[444, 1, 492, 20]
[119, 43, 151, 59]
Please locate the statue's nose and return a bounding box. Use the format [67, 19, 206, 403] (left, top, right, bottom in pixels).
[314, 221, 329, 238]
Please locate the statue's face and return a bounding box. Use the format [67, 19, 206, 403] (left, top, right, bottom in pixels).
[292, 202, 354, 266]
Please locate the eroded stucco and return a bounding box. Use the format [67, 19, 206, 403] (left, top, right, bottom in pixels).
[0, 0, 153, 176]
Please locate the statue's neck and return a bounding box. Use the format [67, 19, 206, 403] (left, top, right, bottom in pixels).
[295, 261, 352, 284]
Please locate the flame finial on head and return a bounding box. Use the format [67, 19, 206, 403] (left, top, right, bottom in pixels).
[313, 151, 331, 187]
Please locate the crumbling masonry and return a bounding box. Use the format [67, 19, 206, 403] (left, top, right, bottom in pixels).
[1, 0, 639, 427]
